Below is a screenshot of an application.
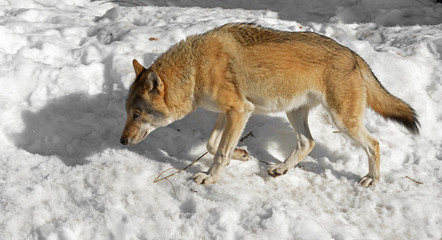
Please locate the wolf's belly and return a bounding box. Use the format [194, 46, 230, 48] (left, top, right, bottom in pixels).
[248, 91, 322, 114]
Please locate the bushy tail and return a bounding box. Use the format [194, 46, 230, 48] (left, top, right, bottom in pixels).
[357, 56, 420, 134]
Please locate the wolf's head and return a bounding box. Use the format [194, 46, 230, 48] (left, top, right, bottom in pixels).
[120, 59, 172, 145]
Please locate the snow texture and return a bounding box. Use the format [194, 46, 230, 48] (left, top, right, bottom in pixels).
[0, 0, 441, 239]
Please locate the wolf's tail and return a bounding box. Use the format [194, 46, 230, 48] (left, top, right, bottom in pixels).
[356, 55, 420, 134]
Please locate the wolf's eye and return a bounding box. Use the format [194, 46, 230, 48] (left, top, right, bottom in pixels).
[132, 111, 141, 119]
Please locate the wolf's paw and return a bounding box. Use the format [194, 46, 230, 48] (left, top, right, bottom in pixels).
[232, 148, 251, 161]
[192, 172, 217, 184]
[267, 165, 289, 177]
[359, 174, 379, 188]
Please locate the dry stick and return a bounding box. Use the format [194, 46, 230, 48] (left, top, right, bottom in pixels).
[153, 168, 180, 194]
[154, 130, 254, 185]
[239, 131, 254, 142]
[238, 131, 275, 166]
[153, 151, 209, 183]
[154, 131, 268, 191]
[405, 176, 423, 184]
[256, 159, 275, 166]
[165, 178, 176, 194]
[239, 131, 274, 165]
[99, 0, 143, 6]
[153, 167, 180, 183]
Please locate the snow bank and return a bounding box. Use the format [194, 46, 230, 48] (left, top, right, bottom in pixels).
[336, 0, 442, 26]
[0, 0, 441, 239]
[128, 0, 442, 25]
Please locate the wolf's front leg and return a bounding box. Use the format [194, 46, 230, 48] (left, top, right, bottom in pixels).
[192, 152, 230, 184]
[193, 102, 254, 184]
[206, 113, 251, 162]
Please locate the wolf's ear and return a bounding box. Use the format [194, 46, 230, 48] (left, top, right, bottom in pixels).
[133, 59, 145, 76]
[146, 70, 163, 94]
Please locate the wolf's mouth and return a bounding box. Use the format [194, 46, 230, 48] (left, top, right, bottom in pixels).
[140, 130, 149, 140]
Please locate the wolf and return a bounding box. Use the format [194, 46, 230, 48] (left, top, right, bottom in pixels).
[120, 23, 419, 187]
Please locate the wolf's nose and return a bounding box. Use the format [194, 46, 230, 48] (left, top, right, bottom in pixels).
[120, 137, 128, 145]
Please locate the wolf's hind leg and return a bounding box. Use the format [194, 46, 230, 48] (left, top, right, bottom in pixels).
[356, 131, 380, 187]
[268, 106, 315, 177]
[332, 113, 380, 187]
[207, 113, 251, 162]
[326, 91, 380, 187]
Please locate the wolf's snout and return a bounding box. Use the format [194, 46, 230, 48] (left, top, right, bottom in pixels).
[120, 137, 129, 145]
[120, 126, 149, 145]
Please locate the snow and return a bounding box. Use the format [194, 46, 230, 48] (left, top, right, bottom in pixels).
[0, 0, 441, 239]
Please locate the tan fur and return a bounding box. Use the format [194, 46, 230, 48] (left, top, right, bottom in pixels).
[120, 23, 419, 187]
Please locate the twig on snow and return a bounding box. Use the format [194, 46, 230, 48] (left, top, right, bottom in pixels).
[256, 159, 275, 166]
[405, 176, 423, 184]
[153, 152, 209, 192]
[239, 131, 254, 142]
[154, 132, 257, 191]
[99, 0, 143, 6]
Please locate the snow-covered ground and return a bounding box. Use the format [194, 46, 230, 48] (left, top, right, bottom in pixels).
[0, 0, 441, 239]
